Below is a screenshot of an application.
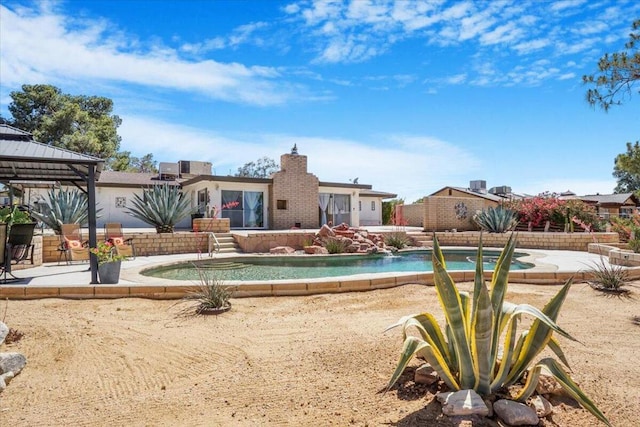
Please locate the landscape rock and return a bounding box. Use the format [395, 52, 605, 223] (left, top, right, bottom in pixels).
[0, 352, 27, 375]
[304, 245, 329, 255]
[0, 371, 15, 392]
[529, 395, 553, 417]
[414, 364, 439, 385]
[0, 321, 8, 345]
[493, 399, 539, 426]
[318, 224, 335, 238]
[437, 390, 489, 417]
[270, 246, 295, 254]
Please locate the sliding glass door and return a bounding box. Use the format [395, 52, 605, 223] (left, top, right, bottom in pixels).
[221, 190, 264, 228]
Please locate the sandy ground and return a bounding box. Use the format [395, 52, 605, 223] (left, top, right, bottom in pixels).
[1, 282, 639, 427]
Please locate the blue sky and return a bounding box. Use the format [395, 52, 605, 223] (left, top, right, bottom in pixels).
[1, 0, 639, 203]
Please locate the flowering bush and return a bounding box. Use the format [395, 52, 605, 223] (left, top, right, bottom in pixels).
[506, 197, 600, 231]
[90, 241, 128, 265]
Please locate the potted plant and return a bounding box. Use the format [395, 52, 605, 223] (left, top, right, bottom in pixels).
[90, 241, 128, 284]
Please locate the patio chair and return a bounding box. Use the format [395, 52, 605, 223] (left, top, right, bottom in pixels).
[1, 222, 36, 282]
[59, 223, 90, 263]
[104, 223, 135, 258]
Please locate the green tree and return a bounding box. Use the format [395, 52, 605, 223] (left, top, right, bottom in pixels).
[108, 151, 158, 173]
[583, 19, 640, 111]
[235, 156, 279, 178]
[613, 141, 640, 193]
[382, 198, 404, 225]
[7, 84, 122, 159]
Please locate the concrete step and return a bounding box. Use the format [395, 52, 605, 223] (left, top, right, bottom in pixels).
[406, 231, 433, 247]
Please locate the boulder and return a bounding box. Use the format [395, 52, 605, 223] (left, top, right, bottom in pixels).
[0, 371, 14, 393]
[318, 224, 335, 238]
[436, 390, 489, 417]
[270, 246, 295, 254]
[493, 399, 539, 426]
[304, 246, 329, 255]
[0, 322, 8, 345]
[0, 352, 27, 376]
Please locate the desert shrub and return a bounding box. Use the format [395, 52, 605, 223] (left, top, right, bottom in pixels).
[586, 257, 630, 295]
[473, 206, 518, 232]
[386, 234, 610, 426]
[506, 197, 599, 231]
[324, 238, 346, 254]
[385, 232, 409, 249]
[176, 266, 232, 316]
[628, 238, 640, 253]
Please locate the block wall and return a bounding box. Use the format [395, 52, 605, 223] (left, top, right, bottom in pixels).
[42, 232, 220, 262]
[424, 196, 490, 231]
[433, 231, 618, 251]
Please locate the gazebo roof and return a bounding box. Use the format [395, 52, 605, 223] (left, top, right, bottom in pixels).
[0, 124, 104, 185]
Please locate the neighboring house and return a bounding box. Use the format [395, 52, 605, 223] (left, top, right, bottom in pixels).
[22, 143, 395, 230]
[578, 193, 640, 219]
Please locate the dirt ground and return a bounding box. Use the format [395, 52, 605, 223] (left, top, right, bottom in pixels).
[1, 282, 639, 427]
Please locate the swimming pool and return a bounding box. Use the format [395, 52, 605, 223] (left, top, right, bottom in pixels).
[142, 249, 534, 281]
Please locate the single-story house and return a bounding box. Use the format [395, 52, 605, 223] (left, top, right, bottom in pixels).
[19, 142, 396, 230]
[578, 193, 640, 219]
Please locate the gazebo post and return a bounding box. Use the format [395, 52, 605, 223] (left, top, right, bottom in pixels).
[87, 165, 99, 284]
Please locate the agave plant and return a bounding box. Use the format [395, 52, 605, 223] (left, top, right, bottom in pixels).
[473, 206, 519, 233]
[126, 183, 194, 233]
[30, 189, 96, 234]
[386, 234, 610, 426]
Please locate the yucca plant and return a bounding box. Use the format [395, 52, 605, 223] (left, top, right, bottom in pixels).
[30, 189, 97, 234]
[175, 265, 232, 316]
[386, 234, 610, 426]
[126, 184, 194, 233]
[473, 206, 519, 233]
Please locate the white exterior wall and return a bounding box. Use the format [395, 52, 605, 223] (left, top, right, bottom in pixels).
[30, 185, 192, 229]
[359, 196, 383, 226]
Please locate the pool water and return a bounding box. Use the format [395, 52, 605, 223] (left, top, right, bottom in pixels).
[143, 250, 533, 281]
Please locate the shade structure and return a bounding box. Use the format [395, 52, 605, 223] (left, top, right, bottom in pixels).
[0, 124, 104, 284]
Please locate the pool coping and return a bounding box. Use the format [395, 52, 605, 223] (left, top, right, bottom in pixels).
[3, 247, 639, 300]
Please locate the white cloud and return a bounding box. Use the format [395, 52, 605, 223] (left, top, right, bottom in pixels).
[0, 4, 301, 106]
[118, 116, 480, 202]
[517, 178, 616, 197]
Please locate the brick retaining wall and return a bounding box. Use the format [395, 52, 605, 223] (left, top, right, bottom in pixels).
[433, 231, 618, 251]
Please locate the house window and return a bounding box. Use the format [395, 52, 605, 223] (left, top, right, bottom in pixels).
[359, 201, 361, 211]
[371, 201, 375, 211]
[277, 200, 287, 210]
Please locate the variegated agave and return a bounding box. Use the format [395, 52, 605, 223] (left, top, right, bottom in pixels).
[386, 234, 610, 426]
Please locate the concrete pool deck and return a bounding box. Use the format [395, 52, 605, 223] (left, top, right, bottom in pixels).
[3, 246, 640, 299]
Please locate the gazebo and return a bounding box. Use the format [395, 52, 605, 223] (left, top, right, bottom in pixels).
[0, 124, 104, 283]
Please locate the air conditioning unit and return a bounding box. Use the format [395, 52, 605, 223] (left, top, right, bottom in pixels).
[489, 186, 512, 195]
[470, 180, 487, 194]
[179, 160, 212, 177]
[158, 162, 179, 180]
